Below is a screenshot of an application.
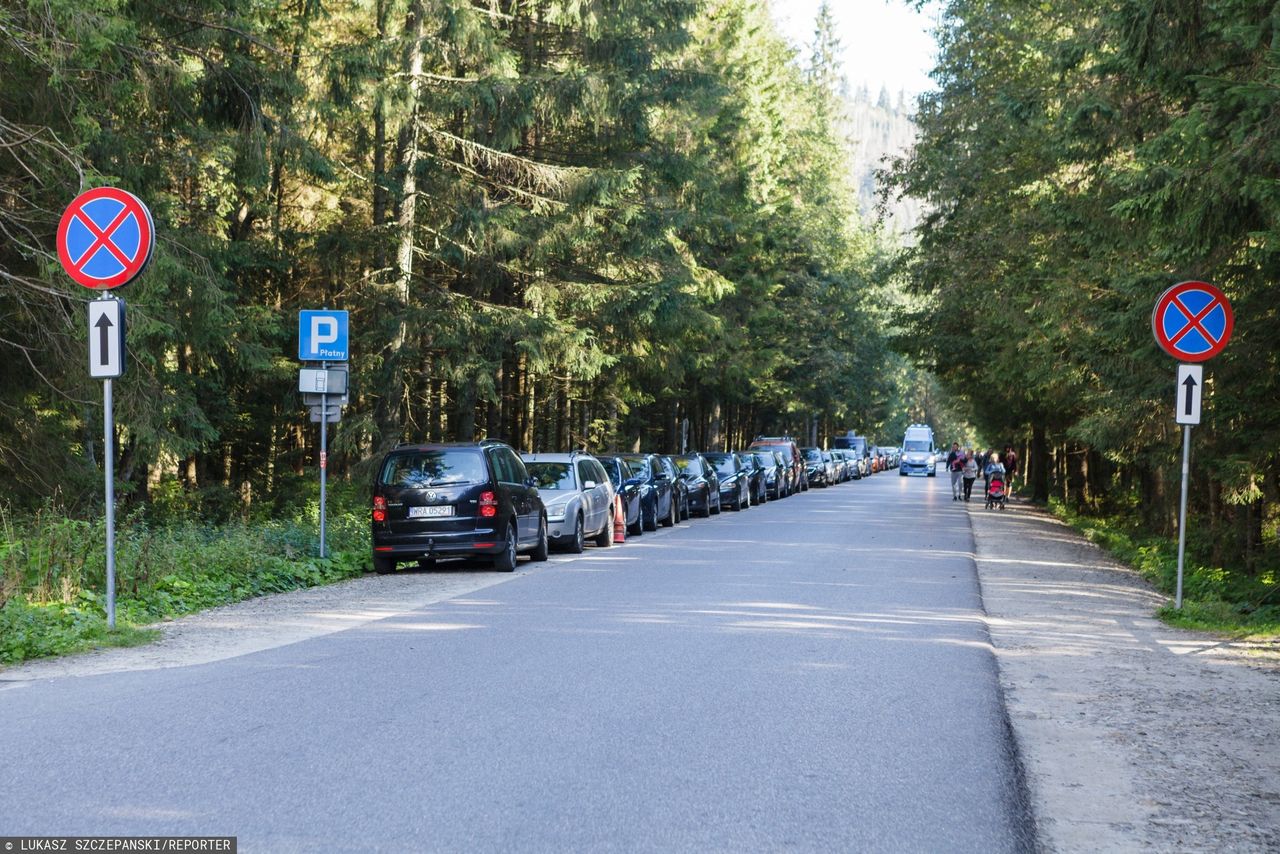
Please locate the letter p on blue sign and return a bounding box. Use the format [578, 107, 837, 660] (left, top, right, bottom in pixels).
[298, 310, 349, 361]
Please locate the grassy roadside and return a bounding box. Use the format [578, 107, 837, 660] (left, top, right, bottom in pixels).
[1050, 500, 1280, 638]
[0, 488, 371, 666]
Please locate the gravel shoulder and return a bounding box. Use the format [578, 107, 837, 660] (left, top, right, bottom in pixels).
[0, 561, 544, 683]
[967, 496, 1280, 852]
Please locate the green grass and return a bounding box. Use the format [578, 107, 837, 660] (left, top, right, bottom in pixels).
[0, 484, 372, 665]
[1050, 501, 1280, 639]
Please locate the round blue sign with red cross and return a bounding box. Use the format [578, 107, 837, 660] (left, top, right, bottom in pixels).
[1152, 280, 1233, 362]
[56, 187, 154, 290]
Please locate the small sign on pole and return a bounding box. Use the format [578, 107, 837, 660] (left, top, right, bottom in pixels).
[1176, 364, 1202, 426]
[88, 299, 126, 379]
[1153, 282, 1232, 610]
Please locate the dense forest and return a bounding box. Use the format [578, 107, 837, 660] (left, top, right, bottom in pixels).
[890, 0, 1279, 579]
[0, 0, 926, 519]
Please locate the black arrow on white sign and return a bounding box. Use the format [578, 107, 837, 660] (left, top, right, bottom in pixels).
[95, 313, 113, 367]
[1182, 374, 1197, 416]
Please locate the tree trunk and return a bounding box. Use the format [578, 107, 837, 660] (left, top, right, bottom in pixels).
[374, 0, 426, 451]
[1030, 421, 1049, 503]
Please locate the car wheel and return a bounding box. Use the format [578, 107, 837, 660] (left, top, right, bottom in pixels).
[373, 554, 396, 575]
[531, 516, 549, 562]
[493, 523, 517, 572]
[661, 497, 676, 528]
[628, 506, 643, 536]
[568, 514, 585, 553]
[594, 511, 613, 547]
[643, 498, 658, 532]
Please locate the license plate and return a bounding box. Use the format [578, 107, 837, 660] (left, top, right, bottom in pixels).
[409, 505, 453, 518]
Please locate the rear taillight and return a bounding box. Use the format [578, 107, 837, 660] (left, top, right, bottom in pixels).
[479, 490, 498, 518]
[372, 495, 387, 523]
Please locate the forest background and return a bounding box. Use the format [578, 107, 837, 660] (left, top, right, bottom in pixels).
[0, 0, 1276, 652]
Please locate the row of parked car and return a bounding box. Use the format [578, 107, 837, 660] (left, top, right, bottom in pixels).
[369, 436, 893, 574]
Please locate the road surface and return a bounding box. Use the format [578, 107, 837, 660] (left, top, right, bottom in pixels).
[0, 471, 1035, 852]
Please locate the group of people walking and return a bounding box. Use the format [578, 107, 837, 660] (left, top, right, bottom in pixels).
[946, 443, 1018, 502]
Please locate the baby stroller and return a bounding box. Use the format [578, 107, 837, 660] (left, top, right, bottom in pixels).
[985, 473, 1008, 510]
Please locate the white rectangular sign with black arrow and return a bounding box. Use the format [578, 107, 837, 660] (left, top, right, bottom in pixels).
[1176, 364, 1202, 425]
[88, 298, 125, 379]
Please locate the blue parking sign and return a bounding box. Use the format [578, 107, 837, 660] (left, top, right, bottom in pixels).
[298, 310, 349, 361]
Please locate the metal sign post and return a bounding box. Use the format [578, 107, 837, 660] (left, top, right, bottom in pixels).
[319, 362, 328, 559]
[88, 298, 127, 628]
[1152, 282, 1230, 610]
[1173, 364, 1202, 610]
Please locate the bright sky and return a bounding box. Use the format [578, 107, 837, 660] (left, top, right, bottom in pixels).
[769, 0, 941, 100]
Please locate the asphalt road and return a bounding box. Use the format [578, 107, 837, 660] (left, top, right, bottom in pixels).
[0, 469, 1035, 852]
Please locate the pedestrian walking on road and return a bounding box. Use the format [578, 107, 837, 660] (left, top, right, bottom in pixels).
[947, 442, 964, 500]
[1003, 445, 1019, 498]
[962, 451, 979, 501]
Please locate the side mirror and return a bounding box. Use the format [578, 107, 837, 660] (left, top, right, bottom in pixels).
[655, 471, 670, 480]
[583, 480, 596, 489]
[525, 476, 538, 488]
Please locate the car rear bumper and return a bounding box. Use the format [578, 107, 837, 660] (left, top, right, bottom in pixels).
[372, 528, 504, 560]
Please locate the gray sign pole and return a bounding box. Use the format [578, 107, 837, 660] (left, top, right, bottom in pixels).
[319, 361, 328, 559]
[1175, 424, 1191, 609]
[104, 374, 116, 628]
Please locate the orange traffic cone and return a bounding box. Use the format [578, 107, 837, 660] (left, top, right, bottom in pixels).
[613, 494, 625, 543]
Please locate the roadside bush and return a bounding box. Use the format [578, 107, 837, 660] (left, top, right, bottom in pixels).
[1051, 500, 1280, 636]
[0, 492, 372, 665]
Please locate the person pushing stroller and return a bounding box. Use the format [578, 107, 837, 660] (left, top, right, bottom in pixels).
[984, 453, 1008, 510]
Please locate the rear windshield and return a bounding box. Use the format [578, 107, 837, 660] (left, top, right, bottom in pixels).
[675, 456, 704, 476]
[803, 449, 822, 462]
[904, 440, 931, 452]
[380, 450, 486, 488]
[526, 462, 575, 490]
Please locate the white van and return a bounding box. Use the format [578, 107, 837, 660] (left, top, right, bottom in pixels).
[899, 424, 937, 476]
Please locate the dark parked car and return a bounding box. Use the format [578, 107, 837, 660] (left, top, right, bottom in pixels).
[704, 452, 751, 511]
[620, 453, 678, 530]
[371, 440, 548, 574]
[674, 453, 722, 517]
[749, 437, 804, 494]
[657, 455, 691, 521]
[741, 453, 769, 505]
[801, 447, 829, 487]
[598, 455, 644, 536]
[759, 451, 788, 499]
